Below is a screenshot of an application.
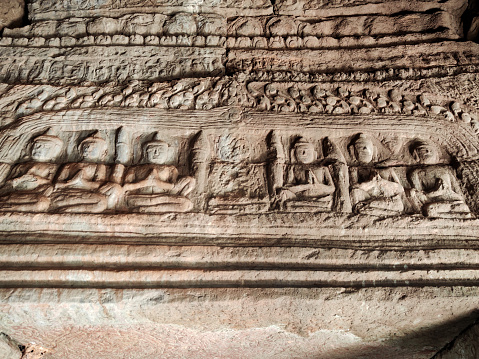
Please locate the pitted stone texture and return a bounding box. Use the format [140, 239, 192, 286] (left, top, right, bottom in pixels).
[0, 333, 22, 359]
[0, 0, 23, 32]
[0, 0, 479, 358]
[1, 288, 478, 359]
[433, 322, 479, 359]
[273, 0, 466, 17]
[21, 344, 49, 359]
[28, 0, 273, 20]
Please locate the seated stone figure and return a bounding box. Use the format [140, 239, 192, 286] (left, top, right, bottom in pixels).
[0, 130, 63, 212]
[121, 136, 195, 213]
[276, 137, 335, 212]
[349, 133, 404, 216]
[408, 140, 472, 219]
[51, 132, 120, 213]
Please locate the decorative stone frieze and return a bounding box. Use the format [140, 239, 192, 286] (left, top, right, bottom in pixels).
[1, 0, 479, 357]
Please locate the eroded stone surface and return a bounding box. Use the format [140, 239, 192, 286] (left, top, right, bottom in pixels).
[1, 288, 478, 359]
[433, 321, 479, 359]
[0, 0, 24, 32]
[0, 0, 478, 357]
[0, 333, 21, 359]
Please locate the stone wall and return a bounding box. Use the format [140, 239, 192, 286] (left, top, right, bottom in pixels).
[0, 0, 479, 358]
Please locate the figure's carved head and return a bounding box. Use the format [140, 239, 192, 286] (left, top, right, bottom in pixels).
[144, 136, 170, 164]
[79, 132, 108, 162]
[31, 129, 63, 162]
[351, 133, 376, 165]
[410, 139, 438, 165]
[292, 137, 316, 164]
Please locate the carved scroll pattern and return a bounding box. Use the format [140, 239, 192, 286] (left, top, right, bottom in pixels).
[7, 80, 478, 127]
[28, 0, 272, 20]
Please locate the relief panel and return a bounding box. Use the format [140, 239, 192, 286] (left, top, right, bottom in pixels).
[28, 0, 273, 20]
[226, 12, 461, 50]
[0, 47, 225, 85]
[0, 108, 474, 220]
[273, 0, 465, 16]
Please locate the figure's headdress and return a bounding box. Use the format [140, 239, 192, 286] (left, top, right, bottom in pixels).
[409, 139, 437, 163]
[348, 133, 377, 163]
[143, 133, 169, 150]
[293, 137, 314, 148]
[79, 131, 108, 157]
[33, 128, 63, 148]
[143, 133, 169, 160]
[409, 139, 433, 155]
[353, 133, 374, 147]
[291, 137, 317, 163]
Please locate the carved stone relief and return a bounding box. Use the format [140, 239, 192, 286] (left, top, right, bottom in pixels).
[120, 133, 196, 213]
[227, 12, 462, 50]
[273, 0, 466, 16]
[0, 129, 62, 212]
[0, 124, 201, 214]
[0, 0, 472, 87]
[273, 136, 335, 212]
[0, 109, 473, 219]
[407, 139, 472, 218]
[2, 0, 479, 358]
[4, 80, 477, 127]
[28, 0, 273, 19]
[348, 133, 404, 216]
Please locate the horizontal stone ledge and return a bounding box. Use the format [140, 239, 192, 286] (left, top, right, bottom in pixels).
[1, 212, 479, 249]
[0, 46, 225, 84]
[1, 286, 477, 303]
[274, 0, 463, 17]
[29, 6, 273, 22]
[1, 268, 479, 288]
[0, 35, 226, 48]
[0, 244, 478, 271]
[227, 41, 479, 74]
[226, 31, 460, 51]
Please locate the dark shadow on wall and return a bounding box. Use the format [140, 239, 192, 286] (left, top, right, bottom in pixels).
[0, 0, 26, 32]
[464, 0, 479, 40]
[313, 310, 479, 359]
[21, 0, 30, 27]
[431, 316, 479, 359]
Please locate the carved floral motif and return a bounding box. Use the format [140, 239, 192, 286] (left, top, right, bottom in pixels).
[8, 78, 477, 125]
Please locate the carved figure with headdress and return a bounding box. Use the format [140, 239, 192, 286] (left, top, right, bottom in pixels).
[408, 139, 472, 218]
[348, 133, 404, 216]
[51, 132, 120, 213]
[120, 134, 195, 213]
[0, 129, 63, 212]
[276, 137, 335, 212]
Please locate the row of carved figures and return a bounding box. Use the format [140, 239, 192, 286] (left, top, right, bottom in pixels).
[270, 134, 472, 219]
[0, 131, 195, 213]
[0, 129, 472, 218]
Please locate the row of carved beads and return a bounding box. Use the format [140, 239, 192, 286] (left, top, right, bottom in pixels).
[0, 35, 225, 48]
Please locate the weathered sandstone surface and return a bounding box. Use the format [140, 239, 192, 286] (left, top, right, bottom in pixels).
[1, 0, 479, 357]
